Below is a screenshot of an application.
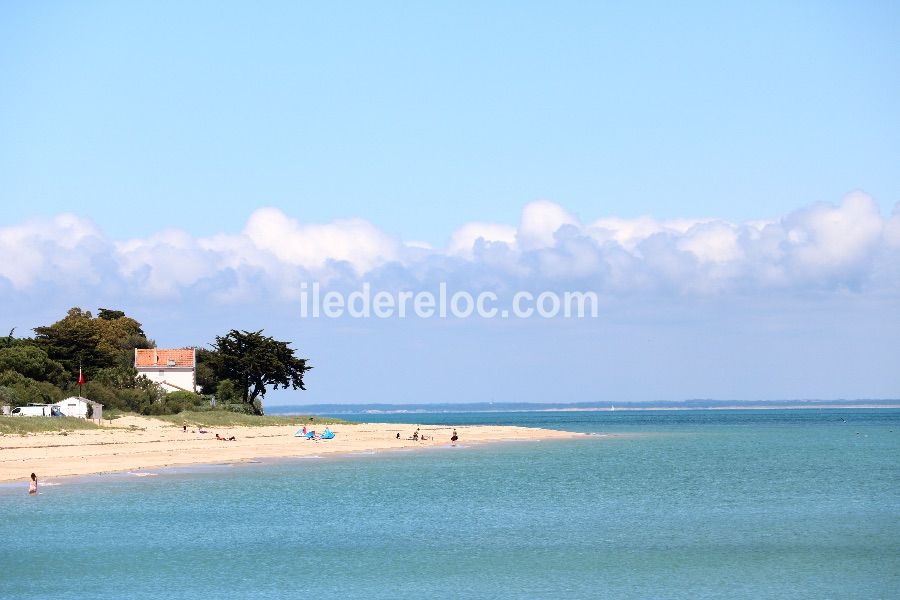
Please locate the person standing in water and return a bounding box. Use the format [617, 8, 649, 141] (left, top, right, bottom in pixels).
[28, 473, 37, 495]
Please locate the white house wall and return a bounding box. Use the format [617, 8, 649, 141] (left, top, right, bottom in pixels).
[58, 401, 88, 418]
[137, 367, 196, 393]
[53, 398, 101, 419]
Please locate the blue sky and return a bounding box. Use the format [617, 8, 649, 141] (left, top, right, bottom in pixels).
[2, 2, 899, 404]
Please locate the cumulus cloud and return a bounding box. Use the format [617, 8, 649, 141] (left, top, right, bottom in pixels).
[243, 208, 402, 273]
[782, 192, 884, 280]
[0, 214, 109, 289]
[447, 221, 517, 258]
[517, 200, 579, 250]
[115, 230, 222, 297]
[1, 194, 898, 302]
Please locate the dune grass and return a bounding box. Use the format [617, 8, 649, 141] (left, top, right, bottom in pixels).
[153, 410, 353, 428]
[0, 411, 352, 433]
[0, 416, 102, 435]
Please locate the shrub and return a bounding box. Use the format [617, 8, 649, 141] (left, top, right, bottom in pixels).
[215, 379, 239, 405]
[160, 391, 210, 414]
[0, 385, 22, 407]
[93, 366, 139, 389]
[0, 371, 64, 406]
[81, 380, 122, 409]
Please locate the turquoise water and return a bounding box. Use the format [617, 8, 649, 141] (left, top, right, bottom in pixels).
[1, 410, 898, 599]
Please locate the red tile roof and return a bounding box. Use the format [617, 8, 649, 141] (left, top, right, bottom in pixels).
[135, 348, 195, 368]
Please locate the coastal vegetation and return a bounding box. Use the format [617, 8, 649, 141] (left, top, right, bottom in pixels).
[0, 416, 102, 435]
[0, 412, 347, 434]
[0, 307, 311, 417]
[153, 411, 349, 428]
[196, 329, 311, 416]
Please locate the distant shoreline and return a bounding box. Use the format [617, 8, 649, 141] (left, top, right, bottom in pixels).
[269, 402, 900, 415]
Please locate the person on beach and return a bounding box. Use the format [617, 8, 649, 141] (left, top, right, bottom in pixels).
[183, 424, 187, 433]
[28, 472, 37, 495]
[396, 432, 400, 439]
[451, 429, 458, 444]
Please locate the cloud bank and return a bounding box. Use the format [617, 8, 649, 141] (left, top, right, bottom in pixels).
[2, 193, 899, 303]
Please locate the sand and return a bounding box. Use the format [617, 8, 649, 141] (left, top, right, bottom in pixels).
[0, 416, 583, 483]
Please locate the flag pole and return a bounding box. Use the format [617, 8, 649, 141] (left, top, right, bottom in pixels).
[78, 362, 85, 398]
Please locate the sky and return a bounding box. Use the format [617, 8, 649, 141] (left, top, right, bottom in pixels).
[1, 1, 899, 405]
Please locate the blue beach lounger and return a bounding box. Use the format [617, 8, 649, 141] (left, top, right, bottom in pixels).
[305, 430, 316, 439]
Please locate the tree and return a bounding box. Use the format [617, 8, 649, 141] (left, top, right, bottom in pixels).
[0, 371, 64, 406]
[93, 313, 154, 369]
[0, 345, 67, 387]
[0, 328, 16, 349]
[97, 308, 126, 321]
[215, 379, 239, 405]
[33, 307, 154, 376]
[208, 329, 311, 415]
[0, 385, 21, 407]
[194, 348, 220, 394]
[33, 308, 114, 376]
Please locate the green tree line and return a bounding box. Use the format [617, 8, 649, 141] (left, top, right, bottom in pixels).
[1, 308, 311, 416]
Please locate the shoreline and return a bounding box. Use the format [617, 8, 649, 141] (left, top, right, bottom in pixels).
[0, 416, 584, 484]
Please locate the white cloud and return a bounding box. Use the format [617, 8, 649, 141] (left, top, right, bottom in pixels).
[0, 214, 106, 289]
[783, 192, 884, 281]
[447, 221, 517, 257]
[115, 230, 221, 297]
[516, 200, 579, 250]
[243, 208, 402, 273]
[676, 221, 743, 264]
[587, 216, 712, 251]
[1, 194, 897, 301]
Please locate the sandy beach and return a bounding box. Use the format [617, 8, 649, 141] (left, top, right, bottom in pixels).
[0, 416, 582, 483]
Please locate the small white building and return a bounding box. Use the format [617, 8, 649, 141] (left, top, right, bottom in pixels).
[53, 396, 103, 420]
[135, 348, 196, 393]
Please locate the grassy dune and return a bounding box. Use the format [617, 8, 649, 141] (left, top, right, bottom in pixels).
[0, 417, 102, 435]
[152, 411, 353, 428]
[0, 411, 352, 434]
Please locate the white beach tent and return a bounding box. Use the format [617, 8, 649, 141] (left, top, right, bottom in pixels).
[53, 396, 103, 420]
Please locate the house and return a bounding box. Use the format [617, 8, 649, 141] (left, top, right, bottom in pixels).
[134, 348, 196, 393]
[53, 396, 103, 420]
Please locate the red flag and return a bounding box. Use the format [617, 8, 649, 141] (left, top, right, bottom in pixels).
[77, 367, 85, 386]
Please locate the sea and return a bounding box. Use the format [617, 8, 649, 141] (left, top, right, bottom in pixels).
[1, 409, 898, 599]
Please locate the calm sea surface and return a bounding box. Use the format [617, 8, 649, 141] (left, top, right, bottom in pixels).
[1, 410, 898, 599]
